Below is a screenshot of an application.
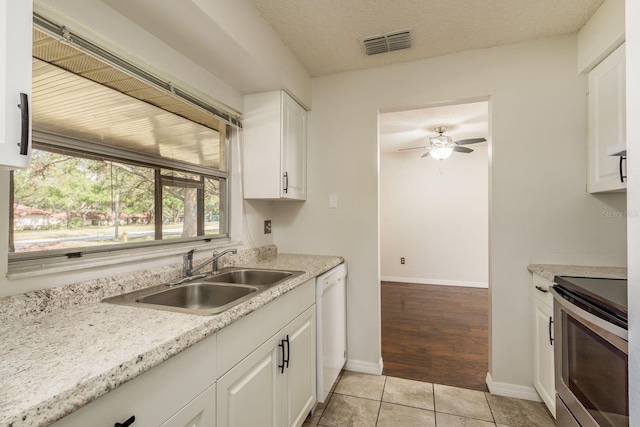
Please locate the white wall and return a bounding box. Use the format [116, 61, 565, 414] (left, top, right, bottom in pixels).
[380, 147, 488, 287]
[625, 0, 639, 423]
[273, 34, 627, 387]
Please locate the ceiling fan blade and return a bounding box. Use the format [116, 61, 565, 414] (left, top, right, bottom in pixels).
[455, 137, 486, 145]
[398, 146, 427, 152]
[453, 146, 473, 153]
[421, 151, 431, 158]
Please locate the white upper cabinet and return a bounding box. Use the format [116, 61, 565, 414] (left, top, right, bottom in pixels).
[0, 0, 32, 170]
[587, 43, 626, 193]
[243, 91, 307, 200]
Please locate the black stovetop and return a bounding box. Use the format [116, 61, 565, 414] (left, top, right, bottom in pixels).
[554, 276, 627, 320]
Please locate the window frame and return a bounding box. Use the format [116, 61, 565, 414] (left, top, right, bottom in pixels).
[8, 128, 231, 264]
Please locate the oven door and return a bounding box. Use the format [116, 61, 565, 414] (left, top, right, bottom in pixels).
[551, 287, 628, 427]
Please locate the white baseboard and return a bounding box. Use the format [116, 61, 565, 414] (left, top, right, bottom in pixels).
[381, 276, 488, 289]
[485, 372, 541, 401]
[344, 357, 384, 375]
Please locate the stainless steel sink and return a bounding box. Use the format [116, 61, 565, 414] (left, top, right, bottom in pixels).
[204, 269, 292, 286]
[103, 267, 305, 315]
[138, 283, 258, 310]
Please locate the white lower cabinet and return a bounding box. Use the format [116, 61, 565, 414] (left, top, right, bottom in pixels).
[217, 333, 282, 427]
[51, 279, 317, 427]
[217, 306, 316, 427]
[532, 273, 555, 418]
[282, 308, 316, 427]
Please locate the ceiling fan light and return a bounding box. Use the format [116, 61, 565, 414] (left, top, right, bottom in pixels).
[430, 147, 454, 160]
[429, 134, 452, 146]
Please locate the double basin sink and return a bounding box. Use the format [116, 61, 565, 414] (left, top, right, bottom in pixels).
[104, 267, 305, 315]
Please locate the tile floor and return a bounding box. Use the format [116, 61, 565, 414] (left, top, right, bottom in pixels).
[304, 371, 555, 427]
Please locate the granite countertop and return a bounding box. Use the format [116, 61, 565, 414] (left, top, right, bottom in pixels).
[528, 264, 627, 282]
[0, 250, 343, 427]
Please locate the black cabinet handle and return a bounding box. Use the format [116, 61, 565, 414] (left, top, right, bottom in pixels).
[548, 317, 554, 346]
[18, 93, 29, 156]
[278, 339, 286, 374]
[115, 415, 135, 427]
[278, 335, 290, 373]
[283, 172, 289, 194]
[535, 285, 548, 293]
[620, 156, 627, 183]
[283, 334, 290, 369]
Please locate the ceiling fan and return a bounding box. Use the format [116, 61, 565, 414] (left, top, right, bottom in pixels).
[399, 126, 486, 160]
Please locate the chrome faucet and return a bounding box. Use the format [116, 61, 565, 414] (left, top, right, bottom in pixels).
[169, 248, 238, 287]
[184, 248, 238, 277]
[182, 248, 197, 278]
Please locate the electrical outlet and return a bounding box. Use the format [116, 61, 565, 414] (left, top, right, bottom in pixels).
[264, 220, 272, 234]
[401, 257, 405, 264]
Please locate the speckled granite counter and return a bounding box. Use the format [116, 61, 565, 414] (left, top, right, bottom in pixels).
[528, 264, 627, 282]
[0, 248, 343, 427]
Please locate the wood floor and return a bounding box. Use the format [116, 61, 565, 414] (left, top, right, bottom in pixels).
[381, 281, 489, 392]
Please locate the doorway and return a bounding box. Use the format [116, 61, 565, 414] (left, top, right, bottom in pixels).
[378, 100, 490, 391]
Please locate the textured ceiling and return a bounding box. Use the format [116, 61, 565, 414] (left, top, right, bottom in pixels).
[248, 0, 604, 76]
[379, 101, 489, 153]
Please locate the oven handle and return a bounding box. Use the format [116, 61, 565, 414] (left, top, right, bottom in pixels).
[550, 286, 628, 343]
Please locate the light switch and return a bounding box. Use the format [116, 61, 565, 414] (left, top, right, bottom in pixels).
[329, 194, 338, 209]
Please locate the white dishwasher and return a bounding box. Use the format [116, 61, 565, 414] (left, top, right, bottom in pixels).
[316, 262, 347, 403]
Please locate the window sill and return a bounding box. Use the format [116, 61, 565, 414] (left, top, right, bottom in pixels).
[7, 239, 243, 280]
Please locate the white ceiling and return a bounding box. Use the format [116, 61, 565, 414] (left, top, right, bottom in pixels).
[379, 101, 489, 154]
[248, 0, 604, 76]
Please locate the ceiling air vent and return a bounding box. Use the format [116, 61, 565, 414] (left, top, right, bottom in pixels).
[360, 29, 412, 56]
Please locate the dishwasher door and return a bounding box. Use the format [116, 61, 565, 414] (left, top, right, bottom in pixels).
[316, 263, 347, 403]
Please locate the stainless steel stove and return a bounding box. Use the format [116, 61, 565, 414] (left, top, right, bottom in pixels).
[551, 276, 628, 427]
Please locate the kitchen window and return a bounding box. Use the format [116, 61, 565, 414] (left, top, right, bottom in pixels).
[10, 140, 228, 259]
[8, 14, 240, 267]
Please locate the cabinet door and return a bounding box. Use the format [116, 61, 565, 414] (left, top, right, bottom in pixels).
[587, 43, 626, 193]
[0, 0, 32, 170]
[217, 333, 282, 427]
[281, 93, 307, 200]
[160, 384, 216, 427]
[533, 297, 555, 417]
[282, 306, 316, 427]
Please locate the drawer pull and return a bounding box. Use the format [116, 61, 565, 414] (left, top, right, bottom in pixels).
[115, 415, 135, 427]
[535, 285, 548, 293]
